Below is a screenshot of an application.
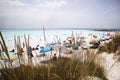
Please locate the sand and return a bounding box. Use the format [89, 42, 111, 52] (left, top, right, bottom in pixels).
[97, 52, 120, 80]
[0, 43, 120, 80]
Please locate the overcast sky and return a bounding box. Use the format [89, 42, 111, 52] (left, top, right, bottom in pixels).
[0, 0, 120, 29]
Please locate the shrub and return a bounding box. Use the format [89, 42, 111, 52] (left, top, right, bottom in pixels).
[98, 45, 108, 53]
[106, 35, 120, 53]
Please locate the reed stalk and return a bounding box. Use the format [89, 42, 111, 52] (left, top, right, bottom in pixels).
[0, 32, 12, 65]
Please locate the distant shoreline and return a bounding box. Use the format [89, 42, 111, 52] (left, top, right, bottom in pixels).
[0, 28, 120, 31]
[94, 29, 120, 32]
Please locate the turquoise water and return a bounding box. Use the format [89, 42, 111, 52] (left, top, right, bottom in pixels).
[0, 52, 14, 55]
[0, 29, 114, 51]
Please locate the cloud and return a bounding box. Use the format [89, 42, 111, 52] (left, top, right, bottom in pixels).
[0, 0, 66, 9]
[0, 0, 120, 28]
[36, 0, 66, 9]
[0, 0, 27, 7]
[0, 0, 67, 26]
[8, 0, 26, 7]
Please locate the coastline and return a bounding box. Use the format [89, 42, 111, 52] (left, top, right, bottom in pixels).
[0, 29, 120, 80]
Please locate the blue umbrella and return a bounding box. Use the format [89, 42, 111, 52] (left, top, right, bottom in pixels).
[49, 42, 57, 45]
[40, 46, 52, 53]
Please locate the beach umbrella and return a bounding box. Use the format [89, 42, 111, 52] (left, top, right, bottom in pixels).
[92, 38, 97, 43]
[88, 36, 97, 44]
[40, 46, 52, 53]
[107, 33, 112, 36]
[64, 43, 72, 48]
[62, 40, 66, 44]
[57, 42, 62, 44]
[106, 33, 113, 39]
[101, 35, 107, 41]
[49, 42, 57, 45]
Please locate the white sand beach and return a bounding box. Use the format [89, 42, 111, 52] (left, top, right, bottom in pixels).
[97, 52, 120, 80]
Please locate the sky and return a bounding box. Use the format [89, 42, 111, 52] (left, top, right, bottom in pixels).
[0, 0, 120, 29]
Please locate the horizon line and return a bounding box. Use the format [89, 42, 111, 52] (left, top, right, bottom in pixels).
[0, 27, 120, 30]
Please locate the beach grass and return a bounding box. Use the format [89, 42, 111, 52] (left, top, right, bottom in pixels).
[0, 56, 107, 80]
[98, 35, 120, 53]
[0, 32, 12, 64]
[108, 35, 120, 53]
[0, 32, 108, 80]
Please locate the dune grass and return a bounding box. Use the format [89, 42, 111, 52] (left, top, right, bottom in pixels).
[107, 35, 120, 53]
[0, 32, 108, 80]
[0, 56, 107, 80]
[98, 34, 120, 54]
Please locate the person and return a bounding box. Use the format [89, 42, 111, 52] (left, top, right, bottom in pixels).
[21, 48, 24, 52]
[36, 45, 39, 50]
[10, 49, 14, 52]
[53, 53, 57, 61]
[29, 46, 33, 57]
[43, 53, 46, 56]
[0, 49, 1, 52]
[23, 42, 25, 48]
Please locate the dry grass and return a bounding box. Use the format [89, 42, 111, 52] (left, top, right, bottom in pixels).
[98, 35, 120, 54]
[97, 45, 108, 54]
[106, 35, 120, 53]
[0, 57, 107, 80]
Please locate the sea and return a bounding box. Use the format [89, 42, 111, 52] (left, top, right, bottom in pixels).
[0, 29, 115, 51]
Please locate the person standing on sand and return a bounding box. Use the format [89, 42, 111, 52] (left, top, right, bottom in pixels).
[53, 53, 57, 61]
[29, 46, 33, 58]
[23, 42, 25, 48]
